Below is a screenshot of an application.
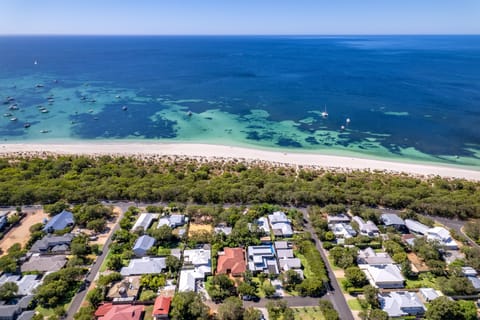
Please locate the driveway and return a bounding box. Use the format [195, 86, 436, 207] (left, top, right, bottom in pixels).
[65, 202, 134, 319]
[301, 209, 355, 320]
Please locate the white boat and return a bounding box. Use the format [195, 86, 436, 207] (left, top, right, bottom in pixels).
[321, 105, 328, 118]
[10, 117, 17, 121]
[40, 130, 49, 133]
[41, 109, 49, 113]
[346, 118, 351, 124]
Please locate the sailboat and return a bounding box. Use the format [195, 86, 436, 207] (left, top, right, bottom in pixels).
[321, 105, 328, 118]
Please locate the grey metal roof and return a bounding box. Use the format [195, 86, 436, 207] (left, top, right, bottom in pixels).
[43, 210, 74, 232]
[381, 213, 405, 226]
[405, 219, 429, 235]
[30, 234, 73, 253]
[21, 255, 67, 273]
[120, 257, 166, 276]
[467, 276, 480, 290]
[133, 235, 155, 252]
[379, 291, 425, 317]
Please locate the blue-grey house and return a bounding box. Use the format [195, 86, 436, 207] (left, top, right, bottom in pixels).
[43, 210, 74, 233]
[132, 235, 156, 257]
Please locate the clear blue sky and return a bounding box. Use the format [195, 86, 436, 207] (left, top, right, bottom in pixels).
[1, 0, 479, 35]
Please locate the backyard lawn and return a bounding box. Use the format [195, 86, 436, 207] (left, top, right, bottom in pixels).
[292, 307, 325, 320]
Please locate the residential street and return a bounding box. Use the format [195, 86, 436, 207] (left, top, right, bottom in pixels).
[65, 202, 133, 319]
[301, 209, 355, 320]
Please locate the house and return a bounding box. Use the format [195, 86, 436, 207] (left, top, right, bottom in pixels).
[131, 213, 156, 231]
[106, 276, 141, 303]
[268, 212, 293, 238]
[255, 217, 271, 235]
[0, 274, 40, 296]
[0, 211, 8, 230]
[461, 266, 478, 277]
[404, 219, 429, 235]
[21, 254, 67, 273]
[29, 234, 74, 254]
[0, 295, 34, 320]
[326, 213, 350, 224]
[158, 215, 185, 229]
[467, 276, 480, 292]
[247, 245, 279, 274]
[274, 241, 291, 251]
[418, 288, 440, 302]
[152, 296, 172, 320]
[357, 248, 393, 265]
[120, 257, 166, 276]
[380, 213, 407, 232]
[352, 216, 379, 237]
[360, 264, 405, 289]
[17, 311, 35, 320]
[401, 234, 417, 247]
[331, 223, 357, 239]
[427, 227, 458, 250]
[94, 303, 144, 320]
[132, 235, 155, 257]
[276, 248, 294, 259]
[43, 210, 74, 233]
[217, 248, 246, 276]
[183, 249, 211, 267]
[214, 225, 232, 236]
[278, 258, 302, 271]
[179, 249, 212, 292]
[379, 291, 426, 318]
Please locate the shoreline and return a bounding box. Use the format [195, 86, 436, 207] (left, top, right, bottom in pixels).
[1, 142, 480, 181]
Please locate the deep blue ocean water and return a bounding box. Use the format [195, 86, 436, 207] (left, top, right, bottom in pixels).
[0, 36, 479, 166]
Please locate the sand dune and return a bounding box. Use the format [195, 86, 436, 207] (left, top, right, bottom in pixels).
[1, 142, 479, 181]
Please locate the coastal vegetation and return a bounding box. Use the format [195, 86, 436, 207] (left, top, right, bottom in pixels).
[0, 155, 479, 220]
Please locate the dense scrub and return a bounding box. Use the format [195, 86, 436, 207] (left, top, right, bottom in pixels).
[0, 155, 479, 219]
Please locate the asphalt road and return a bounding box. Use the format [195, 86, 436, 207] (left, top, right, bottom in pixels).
[65, 202, 133, 319]
[301, 209, 355, 320]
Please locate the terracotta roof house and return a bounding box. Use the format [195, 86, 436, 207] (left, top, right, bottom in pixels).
[216, 248, 246, 276]
[94, 303, 144, 320]
[152, 296, 172, 319]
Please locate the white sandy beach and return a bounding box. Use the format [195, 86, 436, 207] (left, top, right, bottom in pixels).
[1, 142, 479, 181]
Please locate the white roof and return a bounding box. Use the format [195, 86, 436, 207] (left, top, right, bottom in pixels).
[183, 249, 211, 266]
[178, 266, 211, 292]
[379, 291, 425, 317]
[419, 288, 440, 301]
[268, 211, 290, 224]
[0, 274, 41, 296]
[362, 264, 405, 287]
[256, 217, 271, 234]
[131, 213, 156, 231]
[427, 227, 450, 240]
[120, 257, 166, 276]
[271, 222, 293, 237]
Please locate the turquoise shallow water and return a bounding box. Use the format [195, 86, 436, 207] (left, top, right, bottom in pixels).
[1, 36, 480, 168]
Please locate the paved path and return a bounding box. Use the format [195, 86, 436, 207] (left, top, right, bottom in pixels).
[301, 209, 355, 320]
[65, 202, 134, 319]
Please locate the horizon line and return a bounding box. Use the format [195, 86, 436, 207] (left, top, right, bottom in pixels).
[0, 33, 479, 37]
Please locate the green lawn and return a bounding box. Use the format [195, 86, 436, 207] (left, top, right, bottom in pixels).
[295, 252, 315, 278]
[405, 276, 439, 290]
[251, 277, 267, 298]
[347, 298, 363, 311]
[99, 249, 113, 272]
[337, 277, 347, 293]
[327, 256, 341, 271]
[292, 307, 326, 320]
[139, 289, 157, 302]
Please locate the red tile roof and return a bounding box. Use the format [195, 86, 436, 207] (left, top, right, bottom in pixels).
[216, 247, 246, 276]
[152, 296, 172, 316]
[95, 303, 144, 320]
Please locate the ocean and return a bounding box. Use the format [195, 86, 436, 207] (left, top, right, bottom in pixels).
[0, 35, 479, 167]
